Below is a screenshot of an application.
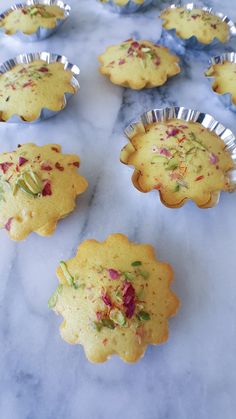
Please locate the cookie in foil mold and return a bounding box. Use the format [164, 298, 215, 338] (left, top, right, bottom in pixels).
[120, 107, 236, 208]
[205, 52, 236, 113]
[160, 3, 236, 50]
[0, 0, 70, 42]
[97, 0, 153, 14]
[0, 52, 80, 123]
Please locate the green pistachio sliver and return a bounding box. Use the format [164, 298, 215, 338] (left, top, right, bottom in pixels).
[165, 158, 179, 171]
[16, 178, 37, 197]
[141, 47, 151, 53]
[12, 182, 19, 196]
[101, 319, 115, 329]
[185, 146, 196, 155]
[151, 155, 168, 163]
[59, 261, 75, 287]
[189, 132, 208, 151]
[123, 272, 135, 281]
[131, 261, 142, 267]
[93, 321, 103, 332]
[23, 171, 42, 194]
[48, 284, 63, 309]
[41, 11, 54, 18]
[177, 179, 188, 189]
[173, 183, 180, 192]
[109, 309, 126, 327]
[138, 269, 149, 279]
[137, 310, 150, 321]
[115, 290, 122, 303]
[29, 7, 39, 16]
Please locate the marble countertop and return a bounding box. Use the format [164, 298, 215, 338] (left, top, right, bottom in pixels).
[0, 0, 236, 418]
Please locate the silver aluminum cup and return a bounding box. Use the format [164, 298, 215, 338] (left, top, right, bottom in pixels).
[160, 3, 236, 50]
[0, 0, 70, 42]
[97, 0, 153, 14]
[0, 52, 80, 123]
[205, 52, 236, 113]
[122, 107, 236, 201]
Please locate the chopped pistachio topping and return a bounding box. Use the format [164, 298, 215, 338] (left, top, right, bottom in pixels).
[101, 319, 115, 329]
[48, 284, 63, 309]
[137, 310, 150, 321]
[109, 308, 126, 327]
[123, 271, 135, 281]
[93, 321, 103, 332]
[59, 261, 77, 288]
[16, 170, 43, 197]
[131, 261, 142, 267]
[138, 269, 149, 279]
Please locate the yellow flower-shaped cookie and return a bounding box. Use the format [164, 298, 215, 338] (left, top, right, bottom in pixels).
[0, 143, 88, 240]
[0, 60, 77, 122]
[206, 59, 236, 106]
[49, 233, 180, 363]
[98, 39, 180, 89]
[120, 118, 235, 208]
[0, 4, 66, 35]
[160, 7, 230, 44]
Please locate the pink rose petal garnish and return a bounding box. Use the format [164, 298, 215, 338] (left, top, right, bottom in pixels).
[42, 181, 52, 197]
[122, 281, 136, 319]
[118, 59, 126, 65]
[131, 41, 139, 48]
[23, 80, 34, 88]
[166, 128, 180, 138]
[55, 162, 64, 171]
[72, 162, 80, 168]
[18, 157, 28, 167]
[38, 67, 49, 73]
[0, 162, 13, 174]
[5, 217, 13, 232]
[209, 153, 218, 165]
[159, 148, 172, 158]
[154, 56, 161, 66]
[41, 162, 53, 171]
[178, 124, 188, 129]
[96, 311, 103, 321]
[108, 268, 120, 280]
[101, 292, 112, 307]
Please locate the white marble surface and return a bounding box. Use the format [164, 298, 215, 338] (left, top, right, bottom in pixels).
[0, 0, 236, 418]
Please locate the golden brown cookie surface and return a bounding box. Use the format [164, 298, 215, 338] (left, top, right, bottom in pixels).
[0, 4, 65, 35]
[160, 7, 229, 44]
[49, 233, 180, 363]
[0, 60, 76, 122]
[121, 119, 234, 208]
[98, 39, 180, 89]
[0, 143, 88, 240]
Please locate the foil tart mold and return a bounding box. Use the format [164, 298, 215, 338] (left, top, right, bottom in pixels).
[0, 51, 80, 123]
[160, 3, 236, 50]
[121, 106, 236, 207]
[205, 52, 236, 113]
[0, 0, 70, 42]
